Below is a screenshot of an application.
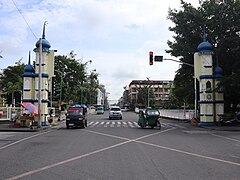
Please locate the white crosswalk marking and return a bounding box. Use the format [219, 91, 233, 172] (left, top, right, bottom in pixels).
[127, 121, 134, 127]
[91, 122, 99, 127]
[87, 121, 168, 128]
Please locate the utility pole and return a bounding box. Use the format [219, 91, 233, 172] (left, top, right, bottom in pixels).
[38, 38, 42, 127]
[146, 77, 150, 108]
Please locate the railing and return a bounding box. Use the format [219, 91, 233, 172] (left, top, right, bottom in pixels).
[0, 107, 57, 121]
[160, 109, 195, 120]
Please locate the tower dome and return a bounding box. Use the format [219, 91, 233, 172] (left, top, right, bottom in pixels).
[24, 64, 35, 73]
[197, 33, 213, 53]
[23, 52, 35, 77]
[34, 22, 51, 51]
[214, 66, 223, 78]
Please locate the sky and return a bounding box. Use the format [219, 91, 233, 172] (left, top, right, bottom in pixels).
[0, 0, 200, 102]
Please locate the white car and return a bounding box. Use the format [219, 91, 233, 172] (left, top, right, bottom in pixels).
[109, 106, 122, 120]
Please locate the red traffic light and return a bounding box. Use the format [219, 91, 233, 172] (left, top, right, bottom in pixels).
[149, 51, 153, 65]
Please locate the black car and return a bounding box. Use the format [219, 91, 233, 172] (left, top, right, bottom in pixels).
[66, 106, 87, 129]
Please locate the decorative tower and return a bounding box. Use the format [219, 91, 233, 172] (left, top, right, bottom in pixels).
[194, 34, 224, 126]
[33, 22, 52, 126]
[213, 57, 224, 122]
[22, 52, 35, 103]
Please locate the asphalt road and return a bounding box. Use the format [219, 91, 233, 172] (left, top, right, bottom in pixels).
[0, 111, 239, 180]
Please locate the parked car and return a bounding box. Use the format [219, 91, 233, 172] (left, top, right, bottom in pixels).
[66, 106, 87, 128]
[109, 106, 122, 120]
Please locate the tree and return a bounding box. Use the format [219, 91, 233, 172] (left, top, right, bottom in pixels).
[167, 0, 240, 112]
[0, 61, 24, 106]
[137, 86, 155, 107]
[53, 51, 100, 105]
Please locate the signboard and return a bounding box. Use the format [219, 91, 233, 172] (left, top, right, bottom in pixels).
[154, 56, 163, 62]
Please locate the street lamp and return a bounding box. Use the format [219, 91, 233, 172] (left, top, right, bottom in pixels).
[55, 70, 71, 110]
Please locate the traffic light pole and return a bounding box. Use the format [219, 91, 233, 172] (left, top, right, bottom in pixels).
[154, 56, 197, 118]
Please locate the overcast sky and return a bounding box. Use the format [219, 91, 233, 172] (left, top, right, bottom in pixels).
[0, 0, 200, 101]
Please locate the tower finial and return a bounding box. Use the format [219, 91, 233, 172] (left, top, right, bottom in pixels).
[28, 51, 31, 65]
[203, 26, 206, 42]
[42, 21, 48, 39]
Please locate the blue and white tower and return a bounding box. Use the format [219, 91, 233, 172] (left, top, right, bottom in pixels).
[194, 34, 224, 126]
[33, 22, 55, 125]
[22, 52, 35, 103]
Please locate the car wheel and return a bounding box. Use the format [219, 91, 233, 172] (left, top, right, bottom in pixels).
[66, 124, 69, 129]
[109, 117, 111, 120]
[120, 117, 122, 120]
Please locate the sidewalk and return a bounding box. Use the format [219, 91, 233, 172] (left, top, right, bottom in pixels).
[199, 125, 240, 131]
[0, 117, 64, 132]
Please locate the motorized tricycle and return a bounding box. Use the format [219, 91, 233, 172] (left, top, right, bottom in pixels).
[138, 108, 161, 129]
[66, 105, 87, 129]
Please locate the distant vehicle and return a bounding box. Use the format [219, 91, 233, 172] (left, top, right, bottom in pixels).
[66, 106, 87, 129]
[135, 107, 139, 113]
[96, 106, 104, 114]
[109, 106, 122, 120]
[138, 108, 161, 129]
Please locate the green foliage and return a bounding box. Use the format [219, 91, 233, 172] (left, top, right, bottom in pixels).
[137, 86, 155, 107]
[0, 62, 24, 105]
[53, 51, 100, 105]
[167, 0, 240, 111]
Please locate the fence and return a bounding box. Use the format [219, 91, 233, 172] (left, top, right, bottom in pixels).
[0, 107, 57, 122]
[160, 109, 195, 121]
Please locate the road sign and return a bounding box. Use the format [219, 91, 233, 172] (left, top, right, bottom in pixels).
[154, 56, 163, 62]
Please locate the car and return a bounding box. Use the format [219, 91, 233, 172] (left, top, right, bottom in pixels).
[96, 106, 104, 114]
[66, 106, 87, 128]
[109, 106, 122, 120]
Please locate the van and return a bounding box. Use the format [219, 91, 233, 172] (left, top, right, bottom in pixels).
[96, 106, 104, 114]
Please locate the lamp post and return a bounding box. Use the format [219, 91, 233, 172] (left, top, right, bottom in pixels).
[55, 70, 70, 110]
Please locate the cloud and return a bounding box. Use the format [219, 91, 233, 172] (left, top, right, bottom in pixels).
[0, 0, 200, 100]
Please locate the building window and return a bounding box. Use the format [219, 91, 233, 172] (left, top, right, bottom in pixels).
[24, 79, 30, 90]
[206, 81, 212, 92]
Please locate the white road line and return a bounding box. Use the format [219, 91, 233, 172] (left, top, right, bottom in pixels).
[135, 140, 240, 167]
[91, 122, 99, 127]
[127, 122, 134, 128]
[100, 122, 105, 125]
[210, 133, 240, 143]
[7, 128, 173, 180]
[0, 131, 52, 150]
[88, 122, 94, 126]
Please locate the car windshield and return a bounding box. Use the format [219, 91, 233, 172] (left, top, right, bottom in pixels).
[67, 108, 83, 116]
[146, 110, 159, 115]
[111, 108, 120, 111]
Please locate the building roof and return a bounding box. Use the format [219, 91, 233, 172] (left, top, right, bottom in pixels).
[129, 80, 173, 86]
[197, 33, 213, 53]
[34, 22, 51, 51]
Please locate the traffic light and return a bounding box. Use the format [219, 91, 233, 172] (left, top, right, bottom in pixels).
[149, 51, 153, 65]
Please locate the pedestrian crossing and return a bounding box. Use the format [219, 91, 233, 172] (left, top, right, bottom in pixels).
[87, 121, 168, 128]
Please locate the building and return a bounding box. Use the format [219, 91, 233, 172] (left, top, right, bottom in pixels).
[194, 34, 224, 126]
[128, 80, 173, 108]
[22, 22, 55, 126]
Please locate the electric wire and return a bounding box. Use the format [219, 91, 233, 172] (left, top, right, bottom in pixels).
[11, 0, 38, 40]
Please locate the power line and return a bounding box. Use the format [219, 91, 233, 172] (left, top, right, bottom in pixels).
[11, 0, 38, 40]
